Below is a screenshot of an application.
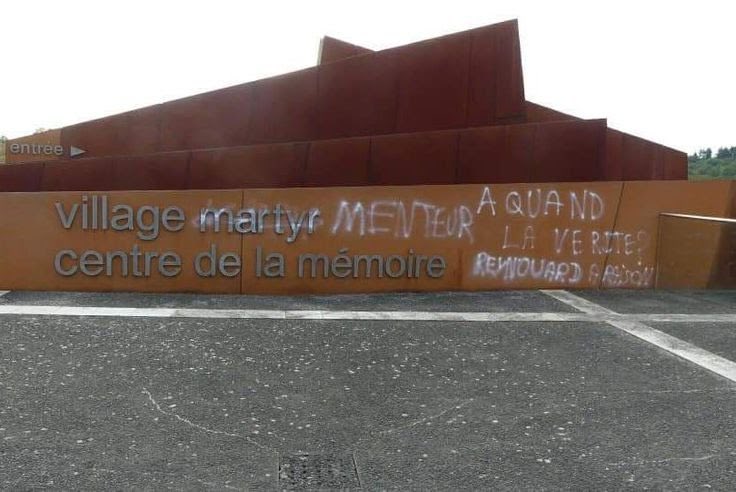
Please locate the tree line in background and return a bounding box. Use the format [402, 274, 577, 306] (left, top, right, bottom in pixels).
[0, 133, 734, 180]
[688, 147, 736, 180]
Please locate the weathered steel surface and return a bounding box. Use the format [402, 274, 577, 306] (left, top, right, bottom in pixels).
[657, 215, 736, 289]
[318, 36, 372, 64]
[5, 120, 616, 192]
[0, 180, 732, 294]
[7, 21, 526, 162]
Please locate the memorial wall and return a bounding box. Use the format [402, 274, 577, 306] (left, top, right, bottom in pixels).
[0, 180, 733, 293]
[1, 20, 732, 293]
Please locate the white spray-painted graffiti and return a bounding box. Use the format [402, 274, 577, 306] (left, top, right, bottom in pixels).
[472, 253, 584, 284]
[331, 200, 475, 243]
[476, 187, 605, 220]
[327, 186, 658, 288]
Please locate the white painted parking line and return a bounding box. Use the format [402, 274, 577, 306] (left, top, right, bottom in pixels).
[541, 290, 617, 315]
[0, 304, 578, 321]
[0, 305, 179, 318]
[0, 291, 9, 298]
[542, 290, 736, 384]
[629, 313, 736, 323]
[0, 303, 733, 324]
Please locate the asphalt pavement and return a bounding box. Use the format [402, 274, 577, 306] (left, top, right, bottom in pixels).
[0, 289, 735, 490]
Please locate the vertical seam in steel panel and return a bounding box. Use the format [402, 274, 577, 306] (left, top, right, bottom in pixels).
[185, 151, 193, 190]
[239, 188, 246, 294]
[391, 51, 401, 135]
[527, 123, 537, 183]
[599, 181, 626, 289]
[464, 32, 474, 128]
[654, 213, 666, 289]
[300, 142, 311, 187]
[366, 137, 374, 186]
[36, 162, 45, 192]
[454, 132, 462, 184]
[154, 103, 163, 154]
[313, 66, 321, 142]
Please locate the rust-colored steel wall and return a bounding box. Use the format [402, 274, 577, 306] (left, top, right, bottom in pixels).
[0, 162, 44, 191]
[525, 103, 688, 181]
[189, 143, 310, 189]
[524, 101, 579, 123]
[604, 129, 687, 181]
[8, 20, 525, 163]
[656, 215, 736, 289]
[5, 130, 63, 164]
[604, 180, 733, 288]
[318, 36, 373, 64]
[317, 50, 399, 139]
[2, 22, 688, 185]
[3, 120, 613, 192]
[0, 180, 732, 294]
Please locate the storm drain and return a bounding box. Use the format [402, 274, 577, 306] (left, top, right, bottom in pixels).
[279, 453, 360, 489]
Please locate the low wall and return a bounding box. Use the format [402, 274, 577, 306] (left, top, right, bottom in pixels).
[0, 180, 733, 294]
[656, 214, 736, 288]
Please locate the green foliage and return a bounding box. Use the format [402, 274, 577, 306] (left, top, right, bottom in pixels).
[716, 147, 736, 159]
[688, 148, 736, 180]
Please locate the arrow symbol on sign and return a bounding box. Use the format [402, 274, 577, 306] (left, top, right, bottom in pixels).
[70, 146, 86, 158]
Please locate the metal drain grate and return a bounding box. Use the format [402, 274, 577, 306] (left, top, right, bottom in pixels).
[279, 453, 360, 489]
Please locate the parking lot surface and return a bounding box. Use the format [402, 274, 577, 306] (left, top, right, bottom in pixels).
[0, 289, 735, 490]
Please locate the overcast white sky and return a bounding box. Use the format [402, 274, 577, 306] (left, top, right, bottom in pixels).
[1, 0, 733, 153]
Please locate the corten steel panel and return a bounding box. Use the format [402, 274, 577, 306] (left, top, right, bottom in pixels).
[239, 186, 462, 295]
[617, 131, 671, 181]
[304, 137, 371, 187]
[369, 131, 459, 185]
[111, 153, 191, 191]
[1, 121, 623, 193]
[246, 68, 319, 144]
[126, 106, 162, 155]
[459, 181, 623, 292]
[395, 33, 471, 133]
[318, 36, 372, 64]
[0, 191, 243, 293]
[656, 215, 736, 289]
[2, 181, 734, 294]
[603, 180, 733, 289]
[317, 50, 399, 139]
[531, 119, 607, 182]
[604, 129, 625, 181]
[237, 183, 621, 294]
[0, 163, 43, 191]
[491, 20, 526, 122]
[525, 101, 579, 123]
[13, 20, 527, 159]
[662, 146, 688, 180]
[60, 109, 162, 159]
[712, 220, 736, 287]
[61, 116, 122, 160]
[652, 146, 666, 180]
[189, 143, 308, 189]
[5, 129, 62, 164]
[466, 25, 497, 126]
[467, 20, 526, 126]
[159, 84, 252, 152]
[41, 159, 116, 191]
[456, 124, 534, 183]
[613, 130, 687, 181]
